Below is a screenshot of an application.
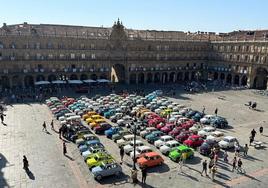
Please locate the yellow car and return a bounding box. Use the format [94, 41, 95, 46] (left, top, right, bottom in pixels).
[160, 108, 173, 117]
[86, 114, 103, 124]
[82, 111, 97, 120]
[137, 108, 150, 117]
[90, 119, 106, 128]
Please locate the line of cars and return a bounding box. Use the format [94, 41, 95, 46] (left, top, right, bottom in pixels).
[46, 97, 123, 181]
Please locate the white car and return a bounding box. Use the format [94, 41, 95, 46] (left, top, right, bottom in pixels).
[198, 126, 216, 137]
[116, 135, 135, 148]
[189, 124, 202, 132]
[219, 136, 238, 149]
[206, 131, 225, 142]
[130, 146, 153, 159]
[154, 135, 174, 148]
[200, 115, 216, 124]
[140, 127, 157, 138]
[123, 140, 144, 154]
[160, 140, 180, 155]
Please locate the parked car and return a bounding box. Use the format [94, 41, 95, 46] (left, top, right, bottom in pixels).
[78, 140, 101, 153]
[137, 152, 164, 168]
[159, 140, 180, 155]
[94, 123, 112, 134]
[211, 117, 228, 128]
[140, 127, 157, 138]
[161, 123, 176, 134]
[183, 135, 204, 148]
[198, 126, 216, 138]
[154, 135, 174, 148]
[116, 134, 135, 148]
[199, 139, 220, 156]
[92, 162, 122, 181]
[169, 145, 194, 162]
[206, 130, 224, 142]
[105, 127, 123, 139]
[175, 131, 192, 143]
[82, 146, 106, 161]
[219, 136, 238, 149]
[145, 131, 165, 144]
[123, 140, 144, 154]
[200, 115, 216, 124]
[112, 130, 130, 142]
[130, 145, 153, 159]
[86, 152, 114, 169]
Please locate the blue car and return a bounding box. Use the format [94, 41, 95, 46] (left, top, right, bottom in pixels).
[105, 127, 123, 139]
[78, 140, 101, 153]
[145, 130, 165, 144]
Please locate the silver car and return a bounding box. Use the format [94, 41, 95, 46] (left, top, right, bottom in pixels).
[91, 162, 122, 180]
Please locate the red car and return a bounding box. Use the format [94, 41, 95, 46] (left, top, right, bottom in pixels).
[183, 135, 204, 147]
[175, 131, 192, 143]
[156, 122, 166, 130]
[148, 118, 165, 127]
[168, 126, 184, 137]
[180, 120, 195, 130]
[161, 123, 175, 134]
[94, 123, 112, 134]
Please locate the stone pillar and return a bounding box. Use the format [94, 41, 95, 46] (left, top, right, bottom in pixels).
[135, 74, 139, 84]
[144, 73, 147, 84]
[173, 74, 176, 82]
[231, 74, 235, 85]
[162, 73, 166, 84]
[152, 73, 155, 83]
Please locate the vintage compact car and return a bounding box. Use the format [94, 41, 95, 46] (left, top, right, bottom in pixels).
[200, 115, 217, 125]
[211, 117, 228, 128]
[112, 130, 130, 142]
[219, 136, 238, 149]
[82, 146, 106, 161]
[140, 127, 157, 138]
[145, 131, 165, 144]
[183, 135, 204, 148]
[198, 126, 216, 137]
[92, 162, 122, 181]
[199, 139, 220, 156]
[137, 152, 164, 168]
[116, 134, 135, 147]
[130, 145, 153, 159]
[159, 140, 180, 155]
[160, 123, 176, 134]
[206, 130, 224, 142]
[104, 127, 123, 139]
[154, 135, 174, 148]
[86, 152, 114, 169]
[78, 140, 101, 153]
[123, 140, 144, 154]
[86, 115, 104, 124]
[90, 119, 106, 129]
[94, 123, 112, 134]
[82, 111, 97, 120]
[175, 131, 192, 143]
[168, 145, 194, 162]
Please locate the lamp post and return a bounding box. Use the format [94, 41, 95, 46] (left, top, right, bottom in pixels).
[131, 119, 138, 183]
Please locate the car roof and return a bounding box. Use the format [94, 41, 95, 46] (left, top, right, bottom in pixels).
[161, 135, 173, 139]
[138, 145, 151, 150]
[224, 136, 236, 140]
[177, 145, 190, 150]
[190, 135, 200, 139]
[144, 152, 160, 157]
[166, 140, 179, 144]
[124, 134, 134, 138]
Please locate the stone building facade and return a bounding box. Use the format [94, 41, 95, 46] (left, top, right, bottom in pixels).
[0, 20, 268, 89]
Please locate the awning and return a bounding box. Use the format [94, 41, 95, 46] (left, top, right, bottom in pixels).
[52, 80, 67, 84]
[83, 79, 96, 83]
[97, 79, 110, 83]
[68, 80, 83, 84]
[35, 81, 50, 85]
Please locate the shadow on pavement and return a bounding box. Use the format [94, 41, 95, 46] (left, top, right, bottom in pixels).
[64, 154, 74, 161]
[213, 179, 230, 188]
[147, 163, 170, 173]
[216, 171, 231, 181]
[99, 173, 130, 185]
[26, 169, 35, 180]
[178, 171, 199, 181]
[0, 153, 9, 187]
[136, 181, 155, 188]
[243, 173, 261, 182]
[186, 156, 202, 165]
[241, 155, 263, 162]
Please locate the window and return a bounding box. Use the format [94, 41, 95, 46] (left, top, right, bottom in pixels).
[255, 55, 259, 62]
[25, 53, 30, 60]
[36, 53, 41, 60]
[58, 43, 64, 49]
[156, 45, 161, 51]
[38, 64, 43, 70]
[59, 54, 65, 59]
[90, 43, 95, 49]
[244, 55, 248, 61]
[70, 53, 75, 59]
[47, 42, 53, 49]
[229, 55, 233, 60]
[48, 54, 53, 59]
[156, 54, 160, 60]
[0, 52, 2, 60]
[246, 46, 249, 52]
[91, 53, 96, 59]
[80, 43, 85, 49]
[186, 63, 189, 67]
[237, 55, 240, 61]
[164, 45, 169, 51]
[71, 64, 76, 69]
[81, 54, 86, 59]
[0, 42, 3, 49]
[11, 43, 16, 49]
[35, 43, 40, 49]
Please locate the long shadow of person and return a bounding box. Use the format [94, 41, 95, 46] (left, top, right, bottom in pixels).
[25, 169, 35, 180]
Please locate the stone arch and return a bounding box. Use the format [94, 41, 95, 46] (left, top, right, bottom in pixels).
[177, 72, 183, 81]
[184, 72, 189, 81]
[147, 73, 153, 83]
[24, 75, 34, 87]
[220, 73, 225, 80]
[253, 67, 268, 89]
[138, 73, 145, 84]
[0, 76, 10, 89]
[12, 75, 22, 88]
[226, 74, 232, 84]
[169, 72, 176, 82]
[241, 75, 248, 86]
[162, 72, 168, 83]
[48, 74, 57, 82]
[154, 72, 160, 83]
[234, 75, 240, 85]
[111, 64, 125, 83]
[80, 74, 88, 80]
[36, 75, 45, 81]
[90, 74, 97, 80]
[70, 74, 78, 80]
[214, 72, 219, 80]
[129, 73, 136, 84]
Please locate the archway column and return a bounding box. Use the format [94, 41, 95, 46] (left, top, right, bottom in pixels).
[152, 73, 155, 82]
[144, 73, 147, 84]
[173, 74, 176, 82]
[135, 74, 139, 84]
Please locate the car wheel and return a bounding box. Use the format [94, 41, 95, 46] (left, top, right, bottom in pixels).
[96, 175, 102, 181]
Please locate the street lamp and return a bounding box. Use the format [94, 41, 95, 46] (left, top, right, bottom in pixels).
[133, 121, 137, 170]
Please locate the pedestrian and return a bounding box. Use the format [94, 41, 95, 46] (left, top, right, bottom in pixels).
[23, 155, 29, 170]
[59, 126, 62, 139]
[223, 150, 228, 163]
[211, 165, 217, 181]
[0, 113, 6, 124]
[42, 121, 47, 132]
[214, 108, 218, 116]
[120, 146, 124, 163]
[251, 129, 257, 139]
[201, 160, 208, 176]
[232, 156, 237, 172]
[234, 143, 240, 157]
[214, 153, 218, 163]
[208, 159, 214, 173]
[237, 158, 243, 173]
[63, 142, 67, 155]
[202, 106, 205, 114]
[178, 154, 184, 172]
[244, 144, 249, 156]
[50, 120, 54, 130]
[249, 135, 254, 146]
[141, 167, 147, 184]
[259, 126, 263, 135]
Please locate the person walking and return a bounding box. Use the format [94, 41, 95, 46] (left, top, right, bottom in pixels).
[208, 159, 214, 173]
[214, 108, 218, 116]
[249, 135, 254, 146]
[23, 155, 29, 171]
[201, 160, 208, 176]
[178, 154, 184, 172]
[259, 126, 263, 135]
[234, 143, 240, 157]
[251, 129, 257, 140]
[244, 144, 249, 156]
[50, 120, 54, 130]
[59, 126, 62, 139]
[232, 156, 237, 172]
[63, 142, 67, 156]
[211, 165, 217, 181]
[223, 151, 228, 163]
[120, 146, 124, 163]
[141, 167, 147, 184]
[237, 158, 243, 173]
[202, 106, 205, 114]
[0, 113, 6, 124]
[42, 121, 47, 132]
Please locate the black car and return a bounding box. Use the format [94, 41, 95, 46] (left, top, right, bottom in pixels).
[211, 117, 228, 128]
[199, 139, 220, 156]
[94, 123, 112, 134]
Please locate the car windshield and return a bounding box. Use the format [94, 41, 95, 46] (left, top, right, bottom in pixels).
[223, 138, 230, 142]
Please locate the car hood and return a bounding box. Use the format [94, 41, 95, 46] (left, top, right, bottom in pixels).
[219, 140, 228, 145]
[82, 150, 91, 158]
[169, 150, 180, 157]
[184, 140, 192, 145]
[87, 158, 96, 165]
[91, 166, 102, 174]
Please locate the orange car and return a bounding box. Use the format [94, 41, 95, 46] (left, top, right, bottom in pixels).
[137, 152, 164, 168]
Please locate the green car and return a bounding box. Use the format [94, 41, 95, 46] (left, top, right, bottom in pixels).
[86, 152, 114, 169]
[169, 145, 194, 162]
